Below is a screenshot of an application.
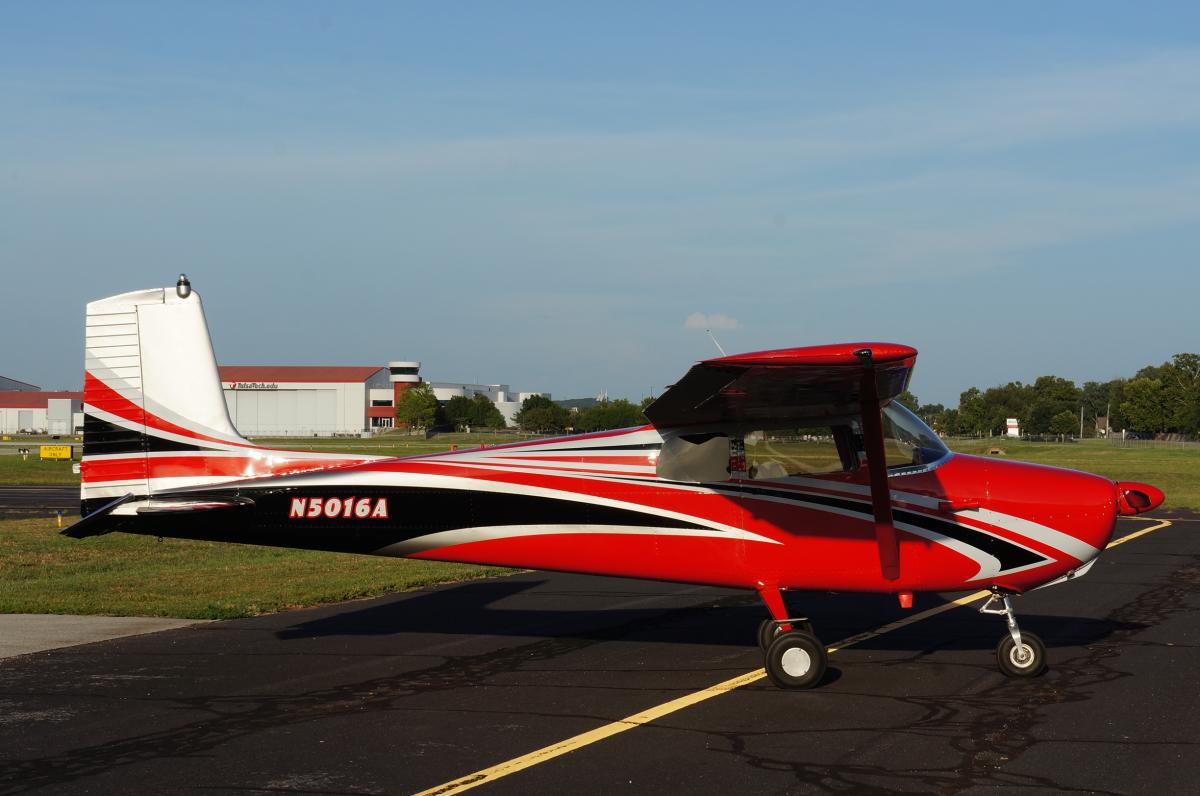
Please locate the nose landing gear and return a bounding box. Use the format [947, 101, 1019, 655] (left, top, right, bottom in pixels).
[980, 591, 1047, 677]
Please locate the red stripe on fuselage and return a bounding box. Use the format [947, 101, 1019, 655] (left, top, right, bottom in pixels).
[84, 371, 256, 449]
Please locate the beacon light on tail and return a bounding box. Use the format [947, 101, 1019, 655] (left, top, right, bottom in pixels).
[66, 279, 1165, 689]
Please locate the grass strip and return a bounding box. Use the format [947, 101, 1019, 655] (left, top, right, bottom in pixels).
[0, 517, 509, 619]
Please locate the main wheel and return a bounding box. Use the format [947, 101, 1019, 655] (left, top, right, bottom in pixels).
[764, 631, 827, 689]
[757, 618, 814, 650]
[996, 631, 1047, 677]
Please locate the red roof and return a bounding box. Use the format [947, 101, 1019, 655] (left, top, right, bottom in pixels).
[219, 366, 385, 384]
[0, 391, 83, 408]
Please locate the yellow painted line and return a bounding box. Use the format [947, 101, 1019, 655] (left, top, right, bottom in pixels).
[413, 518, 1173, 796]
[1105, 517, 1172, 547]
[411, 668, 768, 796]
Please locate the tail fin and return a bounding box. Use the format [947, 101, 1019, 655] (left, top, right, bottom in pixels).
[81, 277, 256, 513]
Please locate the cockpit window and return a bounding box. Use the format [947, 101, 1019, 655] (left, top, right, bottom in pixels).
[730, 403, 948, 482]
[882, 403, 949, 472]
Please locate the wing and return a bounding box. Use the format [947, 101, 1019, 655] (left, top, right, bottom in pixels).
[643, 342, 917, 429]
[645, 342, 918, 582]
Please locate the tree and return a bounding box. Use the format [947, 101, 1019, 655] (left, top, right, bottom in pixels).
[443, 394, 506, 429]
[469, 393, 507, 428]
[394, 383, 441, 430]
[1027, 375, 1080, 435]
[958, 388, 988, 436]
[895, 390, 919, 412]
[574, 399, 645, 432]
[936, 408, 960, 436]
[514, 394, 571, 433]
[442, 395, 475, 429]
[1049, 409, 1078, 437]
[1121, 378, 1168, 434]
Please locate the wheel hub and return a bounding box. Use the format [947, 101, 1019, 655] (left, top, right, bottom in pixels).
[780, 647, 812, 677]
[1009, 644, 1033, 667]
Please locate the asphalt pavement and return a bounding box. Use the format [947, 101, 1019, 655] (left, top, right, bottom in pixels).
[0, 513, 1196, 795]
[0, 486, 76, 520]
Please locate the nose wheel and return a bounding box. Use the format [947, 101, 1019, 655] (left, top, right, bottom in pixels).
[980, 592, 1047, 677]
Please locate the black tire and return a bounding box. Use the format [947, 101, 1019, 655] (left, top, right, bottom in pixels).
[757, 618, 813, 649]
[996, 631, 1047, 677]
[764, 631, 827, 689]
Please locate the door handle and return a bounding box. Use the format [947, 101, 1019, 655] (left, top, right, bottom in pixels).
[938, 498, 980, 512]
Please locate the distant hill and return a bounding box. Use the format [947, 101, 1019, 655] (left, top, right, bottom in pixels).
[555, 397, 599, 411]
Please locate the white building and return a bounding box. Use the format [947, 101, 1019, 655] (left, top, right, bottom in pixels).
[1005, 418, 1021, 438]
[0, 391, 83, 434]
[220, 366, 390, 437]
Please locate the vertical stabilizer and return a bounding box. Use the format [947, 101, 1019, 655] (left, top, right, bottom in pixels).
[81, 278, 254, 512]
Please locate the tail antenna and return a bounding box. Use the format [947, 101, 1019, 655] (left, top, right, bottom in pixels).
[705, 328, 727, 357]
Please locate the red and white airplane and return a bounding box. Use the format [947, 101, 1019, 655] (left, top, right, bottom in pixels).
[67, 277, 1165, 688]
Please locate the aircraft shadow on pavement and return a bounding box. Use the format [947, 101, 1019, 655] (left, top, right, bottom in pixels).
[275, 575, 1139, 652]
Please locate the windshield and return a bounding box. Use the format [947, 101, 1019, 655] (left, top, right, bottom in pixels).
[882, 402, 950, 471]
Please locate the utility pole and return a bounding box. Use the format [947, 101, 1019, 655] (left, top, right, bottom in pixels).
[1079, 403, 1084, 439]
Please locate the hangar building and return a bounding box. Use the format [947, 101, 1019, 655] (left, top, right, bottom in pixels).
[0, 391, 83, 434]
[220, 366, 391, 437]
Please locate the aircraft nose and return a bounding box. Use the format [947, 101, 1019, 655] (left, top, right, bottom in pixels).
[1115, 481, 1165, 515]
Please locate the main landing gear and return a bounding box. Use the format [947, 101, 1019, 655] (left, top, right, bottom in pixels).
[756, 584, 827, 689]
[980, 590, 1047, 678]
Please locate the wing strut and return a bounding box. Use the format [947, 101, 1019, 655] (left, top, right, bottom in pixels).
[855, 348, 900, 581]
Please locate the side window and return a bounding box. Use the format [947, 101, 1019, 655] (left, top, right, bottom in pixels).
[744, 426, 854, 479]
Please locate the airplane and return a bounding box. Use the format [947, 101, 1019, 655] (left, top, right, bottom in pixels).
[66, 276, 1165, 689]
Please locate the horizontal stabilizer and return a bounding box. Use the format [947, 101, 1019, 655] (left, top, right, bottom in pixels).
[60, 493, 136, 538]
[135, 497, 254, 514]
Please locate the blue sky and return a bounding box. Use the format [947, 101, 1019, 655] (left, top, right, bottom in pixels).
[2, 2, 1198, 404]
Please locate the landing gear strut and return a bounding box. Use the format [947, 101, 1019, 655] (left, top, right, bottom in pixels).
[756, 584, 826, 689]
[980, 590, 1047, 677]
[756, 617, 814, 650]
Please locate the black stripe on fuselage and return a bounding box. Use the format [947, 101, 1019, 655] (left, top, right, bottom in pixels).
[90, 484, 713, 555]
[83, 414, 207, 456]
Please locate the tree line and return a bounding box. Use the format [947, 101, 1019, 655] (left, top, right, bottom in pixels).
[393, 385, 507, 430]
[392, 386, 654, 434]
[905, 352, 1200, 438]
[512, 394, 652, 434]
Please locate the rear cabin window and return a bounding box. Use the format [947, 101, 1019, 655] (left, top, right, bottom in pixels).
[745, 426, 855, 479]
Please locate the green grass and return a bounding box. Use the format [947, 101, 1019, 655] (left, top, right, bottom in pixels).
[946, 438, 1199, 511]
[0, 455, 79, 485]
[0, 517, 509, 619]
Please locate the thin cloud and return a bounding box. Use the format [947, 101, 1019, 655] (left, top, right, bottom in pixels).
[684, 312, 739, 331]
